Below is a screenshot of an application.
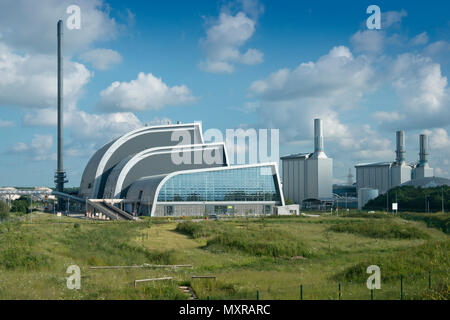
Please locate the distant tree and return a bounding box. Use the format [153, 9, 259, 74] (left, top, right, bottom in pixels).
[364, 185, 450, 212]
[0, 200, 9, 221]
[285, 198, 294, 205]
[11, 197, 28, 213]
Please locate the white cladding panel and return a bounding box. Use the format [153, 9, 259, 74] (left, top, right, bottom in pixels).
[305, 159, 318, 199]
[281, 156, 332, 203]
[391, 165, 411, 187]
[317, 158, 333, 198]
[414, 166, 434, 180]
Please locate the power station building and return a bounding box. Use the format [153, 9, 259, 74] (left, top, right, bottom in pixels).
[280, 119, 333, 206]
[355, 131, 434, 194]
[79, 122, 284, 217]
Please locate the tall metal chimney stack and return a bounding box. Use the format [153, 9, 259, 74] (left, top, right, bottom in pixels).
[311, 118, 327, 159]
[395, 130, 406, 165]
[54, 20, 67, 210]
[419, 134, 429, 166]
[314, 118, 324, 153]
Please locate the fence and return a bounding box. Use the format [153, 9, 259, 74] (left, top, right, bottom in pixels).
[187, 271, 447, 300]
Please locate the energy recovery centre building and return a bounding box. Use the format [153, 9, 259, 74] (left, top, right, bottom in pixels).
[79, 122, 284, 218]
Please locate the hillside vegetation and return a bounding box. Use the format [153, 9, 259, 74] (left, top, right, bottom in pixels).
[0, 211, 448, 300]
[364, 185, 449, 212]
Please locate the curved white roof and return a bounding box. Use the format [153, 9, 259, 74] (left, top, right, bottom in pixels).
[79, 123, 203, 199]
[102, 143, 228, 199]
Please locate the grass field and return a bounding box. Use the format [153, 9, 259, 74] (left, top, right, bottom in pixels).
[0, 211, 448, 300]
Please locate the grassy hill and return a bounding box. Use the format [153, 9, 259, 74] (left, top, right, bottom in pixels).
[0, 211, 448, 300]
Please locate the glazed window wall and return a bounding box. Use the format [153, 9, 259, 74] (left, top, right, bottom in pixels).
[157, 166, 281, 202]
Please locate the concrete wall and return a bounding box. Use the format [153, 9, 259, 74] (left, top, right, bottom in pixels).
[152, 203, 273, 217]
[275, 204, 300, 215]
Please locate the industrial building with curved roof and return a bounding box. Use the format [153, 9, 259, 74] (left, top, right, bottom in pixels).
[79, 123, 284, 218]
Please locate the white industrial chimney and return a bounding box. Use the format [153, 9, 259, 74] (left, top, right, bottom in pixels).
[414, 133, 434, 179]
[311, 118, 328, 159]
[418, 134, 429, 166]
[395, 130, 406, 165]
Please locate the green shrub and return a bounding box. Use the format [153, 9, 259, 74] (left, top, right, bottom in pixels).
[0, 247, 51, 270]
[61, 223, 175, 265]
[328, 220, 430, 239]
[334, 241, 450, 283]
[11, 197, 28, 213]
[140, 281, 188, 300]
[0, 200, 9, 221]
[416, 281, 450, 300]
[398, 212, 449, 234]
[191, 279, 251, 300]
[341, 212, 392, 219]
[365, 185, 450, 212]
[206, 228, 310, 258]
[175, 221, 217, 238]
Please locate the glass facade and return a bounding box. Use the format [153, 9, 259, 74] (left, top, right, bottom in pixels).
[157, 166, 281, 202]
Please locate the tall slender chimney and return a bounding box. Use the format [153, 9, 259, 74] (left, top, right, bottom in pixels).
[54, 20, 67, 210]
[314, 118, 324, 153]
[311, 118, 327, 159]
[395, 130, 406, 165]
[419, 134, 429, 166]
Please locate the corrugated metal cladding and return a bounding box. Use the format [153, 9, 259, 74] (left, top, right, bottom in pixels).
[280, 119, 333, 204]
[356, 164, 391, 194]
[281, 156, 333, 204]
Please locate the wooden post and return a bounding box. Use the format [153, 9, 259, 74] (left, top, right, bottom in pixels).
[400, 275, 403, 300]
[338, 283, 341, 300]
[428, 271, 431, 290]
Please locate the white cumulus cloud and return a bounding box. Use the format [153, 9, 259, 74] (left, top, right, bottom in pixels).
[0, 118, 14, 128]
[80, 48, 122, 70]
[0, 0, 119, 55]
[199, 2, 264, 74]
[97, 72, 196, 112]
[0, 42, 91, 109]
[9, 134, 55, 161]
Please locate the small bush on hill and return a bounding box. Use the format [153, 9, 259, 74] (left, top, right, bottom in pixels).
[175, 221, 219, 238]
[0, 200, 9, 221]
[328, 220, 430, 239]
[206, 228, 311, 258]
[334, 241, 450, 283]
[0, 247, 51, 270]
[398, 212, 449, 234]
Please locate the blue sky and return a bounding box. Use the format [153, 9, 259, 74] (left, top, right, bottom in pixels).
[0, 0, 449, 187]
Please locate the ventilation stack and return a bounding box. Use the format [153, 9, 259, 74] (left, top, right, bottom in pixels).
[414, 134, 434, 179]
[391, 130, 412, 187]
[54, 20, 68, 211]
[419, 134, 429, 166]
[311, 118, 328, 159]
[395, 130, 406, 165]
